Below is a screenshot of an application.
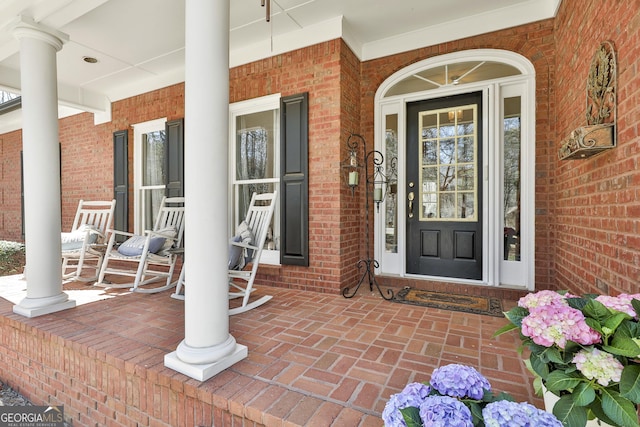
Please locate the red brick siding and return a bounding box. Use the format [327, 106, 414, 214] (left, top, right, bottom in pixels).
[553, 0, 640, 296]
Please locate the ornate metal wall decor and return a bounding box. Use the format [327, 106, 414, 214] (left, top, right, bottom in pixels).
[559, 41, 617, 160]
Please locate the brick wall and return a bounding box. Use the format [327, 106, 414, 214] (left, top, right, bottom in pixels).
[229, 40, 356, 293]
[553, 0, 640, 296]
[0, 302, 266, 426]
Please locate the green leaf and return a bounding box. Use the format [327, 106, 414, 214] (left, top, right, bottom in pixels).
[571, 382, 596, 406]
[604, 312, 631, 334]
[616, 320, 640, 338]
[620, 364, 640, 404]
[585, 317, 604, 335]
[588, 395, 618, 426]
[631, 299, 640, 318]
[545, 370, 582, 393]
[501, 306, 529, 328]
[543, 346, 565, 364]
[530, 353, 550, 379]
[601, 389, 640, 427]
[493, 391, 515, 402]
[566, 296, 590, 312]
[603, 335, 640, 358]
[493, 322, 518, 337]
[400, 406, 423, 427]
[467, 401, 483, 425]
[583, 299, 612, 322]
[553, 394, 588, 427]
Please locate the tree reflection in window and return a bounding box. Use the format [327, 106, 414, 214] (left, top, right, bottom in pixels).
[236, 127, 270, 221]
[503, 114, 521, 261]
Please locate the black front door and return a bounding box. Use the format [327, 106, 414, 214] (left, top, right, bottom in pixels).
[406, 92, 483, 279]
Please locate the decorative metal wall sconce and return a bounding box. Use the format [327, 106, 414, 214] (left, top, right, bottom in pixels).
[341, 133, 394, 300]
[559, 41, 617, 160]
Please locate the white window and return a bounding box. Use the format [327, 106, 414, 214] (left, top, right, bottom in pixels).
[229, 94, 281, 264]
[132, 118, 167, 233]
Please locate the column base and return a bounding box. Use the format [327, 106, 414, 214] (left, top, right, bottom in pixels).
[13, 295, 76, 318]
[164, 344, 247, 381]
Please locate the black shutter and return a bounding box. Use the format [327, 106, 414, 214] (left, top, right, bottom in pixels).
[280, 93, 309, 266]
[165, 118, 184, 198]
[113, 130, 129, 236]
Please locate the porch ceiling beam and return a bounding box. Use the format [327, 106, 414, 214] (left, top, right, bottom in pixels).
[0, 64, 111, 123]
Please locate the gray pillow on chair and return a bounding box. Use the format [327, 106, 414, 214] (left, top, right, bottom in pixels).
[117, 235, 165, 256]
[228, 221, 254, 269]
[228, 235, 243, 270]
[61, 225, 99, 251]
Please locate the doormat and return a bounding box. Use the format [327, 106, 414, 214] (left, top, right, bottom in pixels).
[392, 287, 504, 317]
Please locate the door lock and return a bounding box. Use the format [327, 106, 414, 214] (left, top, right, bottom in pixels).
[408, 191, 414, 218]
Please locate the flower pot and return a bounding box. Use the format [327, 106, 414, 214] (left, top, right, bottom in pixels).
[542, 385, 614, 427]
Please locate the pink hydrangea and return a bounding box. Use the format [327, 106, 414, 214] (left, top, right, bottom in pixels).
[595, 293, 640, 318]
[521, 304, 600, 348]
[518, 290, 569, 310]
[572, 348, 623, 386]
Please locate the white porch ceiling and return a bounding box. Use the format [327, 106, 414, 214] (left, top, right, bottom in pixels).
[0, 0, 561, 134]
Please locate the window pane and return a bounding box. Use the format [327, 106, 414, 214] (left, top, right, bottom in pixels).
[237, 183, 277, 250]
[440, 139, 455, 164]
[439, 193, 456, 218]
[422, 140, 438, 165]
[457, 165, 474, 190]
[141, 130, 166, 230]
[143, 188, 165, 229]
[457, 137, 474, 162]
[384, 61, 522, 97]
[142, 131, 166, 186]
[384, 115, 398, 253]
[503, 96, 521, 261]
[457, 192, 474, 219]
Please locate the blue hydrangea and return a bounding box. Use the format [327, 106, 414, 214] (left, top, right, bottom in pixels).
[429, 364, 491, 400]
[382, 382, 431, 426]
[482, 400, 563, 427]
[419, 395, 474, 427]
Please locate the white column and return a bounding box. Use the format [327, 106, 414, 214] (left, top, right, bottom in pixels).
[164, 0, 246, 381]
[12, 18, 75, 317]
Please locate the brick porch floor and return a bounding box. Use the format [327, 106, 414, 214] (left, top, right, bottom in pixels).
[0, 276, 541, 426]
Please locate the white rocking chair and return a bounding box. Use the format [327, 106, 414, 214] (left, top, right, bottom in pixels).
[171, 191, 277, 315]
[95, 197, 185, 293]
[61, 199, 116, 281]
[228, 191, 277, 314]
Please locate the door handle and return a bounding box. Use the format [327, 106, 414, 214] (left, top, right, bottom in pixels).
[408, 191, 414, 218]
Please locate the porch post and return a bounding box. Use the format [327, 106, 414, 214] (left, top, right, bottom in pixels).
[164, 0, 246, 380]
[12, 18, 75, 318]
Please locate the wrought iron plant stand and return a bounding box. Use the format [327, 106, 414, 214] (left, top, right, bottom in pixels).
[341, 133, 395, 300]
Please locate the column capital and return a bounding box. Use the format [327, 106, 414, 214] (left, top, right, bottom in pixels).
[11, 15, 68, 51]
